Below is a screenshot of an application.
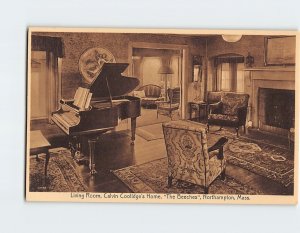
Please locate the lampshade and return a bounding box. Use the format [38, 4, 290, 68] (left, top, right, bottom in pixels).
[158, 65, 174, 74]
[222, 35, 242, 43]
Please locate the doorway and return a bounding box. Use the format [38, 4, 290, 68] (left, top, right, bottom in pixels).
[129, 42, 188, 128]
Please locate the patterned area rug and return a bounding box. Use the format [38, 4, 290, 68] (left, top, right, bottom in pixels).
[209, 126, 238, 139]
[226, 139, 294, 187]
[29, 148, 87, 192]
[113, 158, 261, 195]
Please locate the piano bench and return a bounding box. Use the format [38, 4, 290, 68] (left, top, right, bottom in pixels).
[30, 130, 51, 190]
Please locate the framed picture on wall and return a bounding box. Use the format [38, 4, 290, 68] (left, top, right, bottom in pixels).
[264, 36, 296, 66]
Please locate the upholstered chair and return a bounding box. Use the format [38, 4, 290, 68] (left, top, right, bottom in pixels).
[157, 87, 180, 119]
[162, 120, 228, 194]
[134, 84, 163, 108]
[207, 92, 249, 137]
[204, 91, 223, 118]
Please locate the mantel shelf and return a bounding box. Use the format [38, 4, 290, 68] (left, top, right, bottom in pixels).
[244, 67, 295, 72]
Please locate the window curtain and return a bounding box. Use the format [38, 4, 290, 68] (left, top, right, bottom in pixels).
[31, 35, 64, 122]
[216, 62, 237, 92]
[31, 35, 64, 57]
[132, 56, 144, 87]
[216, 63, 222, 91]
[229, 62, 237, 92]
[46, 51, 60, 122]
[214, 54, 244, 67]
[214, 54, 244, 92]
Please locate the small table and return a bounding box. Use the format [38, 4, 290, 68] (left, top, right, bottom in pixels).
[189, 101, 207, 121]
[30, 130, 51, 188]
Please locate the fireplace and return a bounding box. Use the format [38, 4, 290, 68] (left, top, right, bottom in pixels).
[244, 67, 295, 135]
[258, 88, 295, 133]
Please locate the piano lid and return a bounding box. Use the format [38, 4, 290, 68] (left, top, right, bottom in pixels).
[89, 63, 140, 98]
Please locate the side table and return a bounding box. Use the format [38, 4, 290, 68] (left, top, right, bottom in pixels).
[189, 101, 207, 121]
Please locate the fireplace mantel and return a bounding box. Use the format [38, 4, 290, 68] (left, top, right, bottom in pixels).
[244, 67, 295, 72]
[244, 67, 295, 82]
[244, 67, 295, 133]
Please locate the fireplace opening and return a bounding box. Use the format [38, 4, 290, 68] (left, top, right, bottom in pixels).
[259, 88, 295, 130]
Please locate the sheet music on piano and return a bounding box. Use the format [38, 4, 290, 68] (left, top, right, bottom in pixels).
[73, 87, 92, 110]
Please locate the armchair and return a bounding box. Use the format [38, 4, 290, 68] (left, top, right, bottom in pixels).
[162, 120, 228, 194]
[207, 92, 249, 137]
[157, 87, 180, 119]
[206, 91, 222, 114]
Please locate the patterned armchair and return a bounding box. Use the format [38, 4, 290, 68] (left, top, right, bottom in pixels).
[208, 92, 249, 137]
[134, 84, 163, 108]
[162, 120, 228, 194]
[207, 91, 222, 113]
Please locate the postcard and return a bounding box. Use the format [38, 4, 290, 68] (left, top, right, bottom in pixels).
[26, 27, 298, 204]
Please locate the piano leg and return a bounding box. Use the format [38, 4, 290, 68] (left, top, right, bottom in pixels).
[69, 136, 87, 164]
[131, 117, 137, 145]
[69, 136, 78, 158]
[88, 138, 97, 175]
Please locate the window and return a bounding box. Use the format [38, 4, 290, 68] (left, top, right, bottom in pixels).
[220, 63, 230, 91]
[215, 54, 245, 92]
[31, 35, 64, 122]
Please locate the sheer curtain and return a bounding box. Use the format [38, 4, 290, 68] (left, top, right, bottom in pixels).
[31, 35, 64, 122]
[216, 62, 244, 92]
[214, 54, 245, 93]
[46, 51, 60, 122]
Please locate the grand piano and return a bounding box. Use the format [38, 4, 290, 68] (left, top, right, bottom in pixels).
[52, 63, 141, 174]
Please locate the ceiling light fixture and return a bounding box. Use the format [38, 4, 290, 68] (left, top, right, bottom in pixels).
[222, 35, 242, 42]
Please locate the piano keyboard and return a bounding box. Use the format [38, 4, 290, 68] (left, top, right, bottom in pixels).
[52, 111, 80, 134]
[92, 99, 130, 109]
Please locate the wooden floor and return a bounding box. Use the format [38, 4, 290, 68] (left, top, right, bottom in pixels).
[31, 120, 294, 195]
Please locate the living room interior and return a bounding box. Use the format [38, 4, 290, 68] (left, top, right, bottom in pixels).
[29, 32, 295, 195]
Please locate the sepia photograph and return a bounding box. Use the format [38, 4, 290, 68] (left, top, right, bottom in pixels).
[26, 28, 298, 204]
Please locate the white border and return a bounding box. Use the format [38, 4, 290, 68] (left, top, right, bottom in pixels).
[1, 0, 300, 233]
